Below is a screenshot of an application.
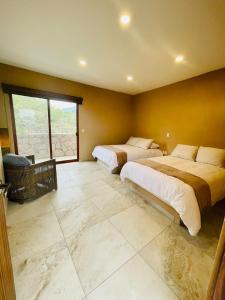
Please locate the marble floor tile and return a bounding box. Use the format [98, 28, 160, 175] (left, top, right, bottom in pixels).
[67, 220, 135, 294]
[110, 205, 171, 251]
[140, 226, 213, 300]
[7, 161, 222, 300]
[8, 212, 63, 258]
[102, 174, 125, 190]
[57, 176, 82, 189]
[12, 241, 84, 300]
[50, 186, 86, 210]
[7, 194, 53, 226]
[90, 189, 134, 218]
[87, 255, 177, 300]
[56, 199, 106, 237]
[169, 221, 220, 260]
[81, 180, 115, 199]
[57, 165, 107, 187]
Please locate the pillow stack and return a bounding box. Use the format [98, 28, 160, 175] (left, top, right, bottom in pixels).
[170, 144, 225, 167]
[126, 137, 153, 150]
[196, 147, 225, 168]
[170, 144, 198, 161]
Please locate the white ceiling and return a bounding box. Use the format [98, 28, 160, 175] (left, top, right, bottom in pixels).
[0, 0, 225, 95]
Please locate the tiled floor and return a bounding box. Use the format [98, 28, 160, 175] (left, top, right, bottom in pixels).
[7, 162, 224, 300]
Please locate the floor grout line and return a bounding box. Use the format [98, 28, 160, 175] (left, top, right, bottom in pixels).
[8, 162, 219, 299]
[52, 199, 87, 298]
[85, 252, 138, 297]
[79, 186, 176, 297]
[137, 225, 180, 298]
[6, 200, 54, 228]
[52, 172, 140, 297]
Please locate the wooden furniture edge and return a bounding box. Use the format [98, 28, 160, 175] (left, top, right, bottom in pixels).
[125, 179, 181, 224]
[0, 194, 16, 300]
[205, 218, 225, 300]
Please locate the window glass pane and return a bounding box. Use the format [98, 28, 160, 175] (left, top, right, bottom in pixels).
[50, 100, 77, 161]
[12, 94, 50, 160]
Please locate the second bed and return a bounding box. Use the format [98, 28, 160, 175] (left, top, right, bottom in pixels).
[120, 146, 225, 236]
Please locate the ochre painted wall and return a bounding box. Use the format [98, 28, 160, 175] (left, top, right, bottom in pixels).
[1, 64, 224, 160]
[132, 68, 225, 153]
[0, 64, 132, 160]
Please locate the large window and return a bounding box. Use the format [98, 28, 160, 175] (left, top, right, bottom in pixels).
[2, 84, 82, 163]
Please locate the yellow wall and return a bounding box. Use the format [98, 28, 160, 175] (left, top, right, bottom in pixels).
[0, 64, 132, 160]
[0, 64, 224, 160]
[132, 68, 225, 153]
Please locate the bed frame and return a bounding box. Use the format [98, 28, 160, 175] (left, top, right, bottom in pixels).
[97, 159, 122, 174]
[97, 159, 181, 224]
[126, 179, 181, 225]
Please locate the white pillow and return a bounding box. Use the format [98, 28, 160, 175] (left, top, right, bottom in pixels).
[135, 138, 153, 150]
[196, 147, 225, 167]
[150, 142, 160, 149]
[170, 144, 198, 161]
[126, 137, 139, 146]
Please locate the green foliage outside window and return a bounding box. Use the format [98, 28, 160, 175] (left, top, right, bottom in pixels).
[13, 95, 76, 135]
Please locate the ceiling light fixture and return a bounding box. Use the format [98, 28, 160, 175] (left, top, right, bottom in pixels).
[175, 55, 184, 63]
[79, 59, 87, 66]
[127, 75, 133, 81]
[120, 15, 131, 25]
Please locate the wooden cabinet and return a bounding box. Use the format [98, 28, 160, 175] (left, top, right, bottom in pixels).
[0, 145, 4, 182]
[0, 191, 16, 300]
[0, 92, 8, 128]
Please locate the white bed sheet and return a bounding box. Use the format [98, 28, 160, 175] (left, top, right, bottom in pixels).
[92, 144, 163, 171]
[120, 156, 225, 236]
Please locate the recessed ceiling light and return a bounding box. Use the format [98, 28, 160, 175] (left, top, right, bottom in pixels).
[127, 75, 133, 81]
[120, 15, 131, 25]
[175, 55, 184, 63]
[79, 60, 87, 66]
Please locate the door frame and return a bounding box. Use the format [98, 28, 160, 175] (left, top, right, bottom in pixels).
[3, 84, 83, 164]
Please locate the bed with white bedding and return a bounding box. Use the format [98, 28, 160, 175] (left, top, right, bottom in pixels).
[92, 144, 163, 172]
[120, 155, 225, 236]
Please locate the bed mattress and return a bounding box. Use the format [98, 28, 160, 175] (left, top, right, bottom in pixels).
[120, 156, 225, 236]
[92, 144, 163, 171]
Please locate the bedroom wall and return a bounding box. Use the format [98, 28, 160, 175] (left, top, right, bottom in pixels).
[132, 68, 225, 153]
[0, 63, 132, 160]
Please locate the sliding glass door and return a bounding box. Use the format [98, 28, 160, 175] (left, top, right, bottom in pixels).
[11, 94, 78, 163]
[12, 95, 50, 161]
[50, 100, 77, 162]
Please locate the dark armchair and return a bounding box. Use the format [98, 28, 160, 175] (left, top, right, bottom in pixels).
[3, 154, 57, 204]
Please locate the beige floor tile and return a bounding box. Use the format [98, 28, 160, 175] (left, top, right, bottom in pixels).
[87, 255, 177, 300]
[8, 212, 63, 257]
[81, 180, 115, 199]
[12, 241, 84, 300]
[7, 194, 53, 226]
[140, 226, 214, 300]
[110, 205, 171, 251]
[102, 174, 125, 190]
[90, 189, 134, 218]
[56, 199, 106, 237]
[8, 161, 223, 300]
[67, 220, 135, 294]
[50, 186, 86, 210]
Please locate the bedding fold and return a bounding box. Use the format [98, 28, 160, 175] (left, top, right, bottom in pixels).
[136, 158, 211, 212]
[103, 146, 127, 167]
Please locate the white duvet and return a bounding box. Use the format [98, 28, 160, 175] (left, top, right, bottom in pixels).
[92, 144, 163, 171]
[120, 156, 225, 236]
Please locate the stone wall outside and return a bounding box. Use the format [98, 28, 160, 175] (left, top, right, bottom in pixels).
[17, 133, 77, 159]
